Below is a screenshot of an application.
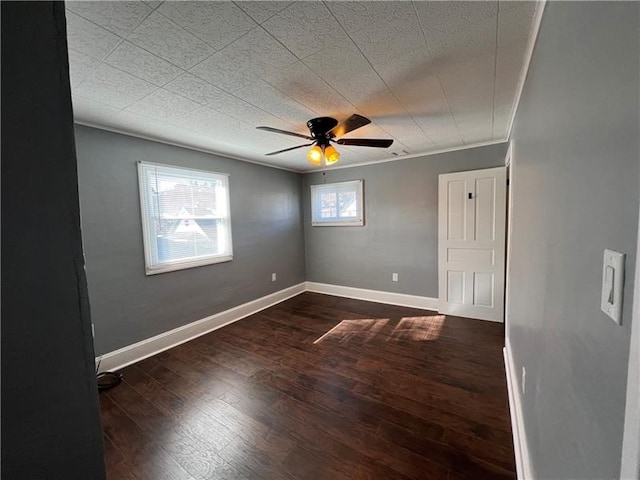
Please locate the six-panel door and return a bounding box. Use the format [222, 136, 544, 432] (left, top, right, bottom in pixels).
[438, 167, 507, 322]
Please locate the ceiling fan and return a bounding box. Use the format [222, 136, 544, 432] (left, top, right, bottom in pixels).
[256, 114, 393, 166]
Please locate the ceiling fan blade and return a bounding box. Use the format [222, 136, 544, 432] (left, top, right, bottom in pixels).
[329, 114, 371, 138]
[336, 138, 394, 148]
[256, 126, 313, 141]
[265, 143, 314, 156]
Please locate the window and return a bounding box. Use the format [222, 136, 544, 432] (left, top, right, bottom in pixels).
[138, 162, 232, 275]
[311, 180, 364, 226]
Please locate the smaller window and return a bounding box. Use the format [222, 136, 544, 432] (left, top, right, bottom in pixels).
[311, 180, 364, 226]
[138, 162, 233, 275]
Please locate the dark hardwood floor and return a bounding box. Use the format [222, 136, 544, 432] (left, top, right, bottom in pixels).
[100, 292, 515, 480]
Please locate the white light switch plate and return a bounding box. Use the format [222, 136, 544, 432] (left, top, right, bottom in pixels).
[601, 249, 625, 325]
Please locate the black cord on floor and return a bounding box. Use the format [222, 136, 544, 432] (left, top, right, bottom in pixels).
[96, 371, 123, 391]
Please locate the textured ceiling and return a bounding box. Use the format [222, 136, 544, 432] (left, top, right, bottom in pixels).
[66, 1, 538, 171]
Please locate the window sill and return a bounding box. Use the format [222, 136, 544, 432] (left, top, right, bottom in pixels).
[145, 255, 233, 275]
[311, 221, 364, 227]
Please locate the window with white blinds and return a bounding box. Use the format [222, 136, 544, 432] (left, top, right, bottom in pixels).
[310, 180, 364, 226]
[138, 162, 233, 275]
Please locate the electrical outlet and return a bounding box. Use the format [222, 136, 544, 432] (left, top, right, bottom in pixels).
[521, 366, 526, 395]
[272, 273, 277, 282]
[392, 273, 398, 282]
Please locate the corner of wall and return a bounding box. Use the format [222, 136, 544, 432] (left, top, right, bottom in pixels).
[504, 338, 534, 480]
[620, 204, 640, 479]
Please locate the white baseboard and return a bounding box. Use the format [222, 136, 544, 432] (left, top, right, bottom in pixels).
[504, 339, 534, 479]
[97, 282, 438, 372]
[305, 282, 438, 311]
[96, 282, 306, 373]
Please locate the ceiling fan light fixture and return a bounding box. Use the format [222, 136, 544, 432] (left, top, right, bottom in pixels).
[259, 114, 392, 166]
[324, 145, 340, 164]
[307, 145, 323, 165]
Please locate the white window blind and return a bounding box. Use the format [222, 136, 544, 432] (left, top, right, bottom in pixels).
[138, 162, 233, 275]
[311, 180, 364, 226]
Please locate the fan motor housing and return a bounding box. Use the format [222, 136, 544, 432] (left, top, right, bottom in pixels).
[307, 117, 338, 142]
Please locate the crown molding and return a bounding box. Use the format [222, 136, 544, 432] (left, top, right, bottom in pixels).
[506, 0, 548, 140]
[301, 139, 509, 173]
[74, 120, 305, 174]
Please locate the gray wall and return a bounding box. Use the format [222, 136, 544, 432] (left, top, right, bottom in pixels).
[303, 143, 507, 297]
[2, 3, 105, 478]
[75, 126, 305, 354]
[508, 2, 639, 479]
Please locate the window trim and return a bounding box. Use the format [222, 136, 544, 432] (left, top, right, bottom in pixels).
[310, 179, 365, 227]
[137, 161, 233, 275]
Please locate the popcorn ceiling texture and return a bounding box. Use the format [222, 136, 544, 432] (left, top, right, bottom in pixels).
[65, 1, 536, 171]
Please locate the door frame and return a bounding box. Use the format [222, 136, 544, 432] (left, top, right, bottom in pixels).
[504, 141, 514, 338]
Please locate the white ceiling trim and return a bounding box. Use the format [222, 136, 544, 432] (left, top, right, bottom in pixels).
[74, 119, 302, 173]
[310, 138, 509, 173]
[76, 119, 508, 175]
[506, 0, 548, 141]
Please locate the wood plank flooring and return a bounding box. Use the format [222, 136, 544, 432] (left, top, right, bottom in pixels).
[100, 292, 515, 480]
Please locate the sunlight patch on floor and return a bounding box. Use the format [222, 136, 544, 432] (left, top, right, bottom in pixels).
[313, 318, 389, 344]
[388, 315, 446, 341]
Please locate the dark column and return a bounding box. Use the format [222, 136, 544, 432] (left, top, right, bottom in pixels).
[1, 2, 105, 478]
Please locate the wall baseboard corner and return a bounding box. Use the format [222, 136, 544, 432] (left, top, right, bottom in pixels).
[96, 282, 306, 373]
[504, 339, 534, 479]
[305, 282, 439, 311]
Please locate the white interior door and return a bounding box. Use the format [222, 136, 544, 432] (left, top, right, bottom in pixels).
[438, 166, 507, 322]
